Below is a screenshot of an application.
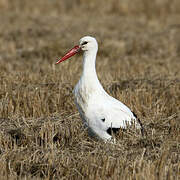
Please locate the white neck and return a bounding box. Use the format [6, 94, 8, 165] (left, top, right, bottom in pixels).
[80, 50, 104, 92]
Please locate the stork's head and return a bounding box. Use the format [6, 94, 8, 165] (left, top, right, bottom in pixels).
[79, 36, 98, 52]
[56, 36, 98, 64]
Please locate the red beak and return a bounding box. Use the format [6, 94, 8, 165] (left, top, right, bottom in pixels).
[56, 45, 81, 64]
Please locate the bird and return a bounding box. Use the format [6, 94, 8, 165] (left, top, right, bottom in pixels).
[56, 36, 143, 141]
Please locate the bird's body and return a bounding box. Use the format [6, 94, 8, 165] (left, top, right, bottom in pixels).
[56, 36, 142, 141]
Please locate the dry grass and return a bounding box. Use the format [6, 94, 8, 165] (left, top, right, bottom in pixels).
[0, 0, 179, 179]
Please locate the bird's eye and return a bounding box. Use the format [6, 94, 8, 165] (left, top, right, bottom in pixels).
[82, 41, 88, 45]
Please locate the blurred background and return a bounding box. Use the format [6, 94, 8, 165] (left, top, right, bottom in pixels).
[0, 0, 179, 179]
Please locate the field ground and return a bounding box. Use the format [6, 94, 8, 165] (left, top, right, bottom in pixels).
[0, 0, 179, 179]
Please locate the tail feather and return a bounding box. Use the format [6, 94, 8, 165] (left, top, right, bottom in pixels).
[132, 112, 146, 136]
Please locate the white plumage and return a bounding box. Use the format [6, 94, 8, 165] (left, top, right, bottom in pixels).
[56, 36, 143, 141]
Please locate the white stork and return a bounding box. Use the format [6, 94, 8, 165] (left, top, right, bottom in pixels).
[56, 36, 143, 141]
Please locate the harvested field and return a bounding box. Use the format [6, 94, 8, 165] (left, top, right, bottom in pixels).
[0, 0, 179, 179]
